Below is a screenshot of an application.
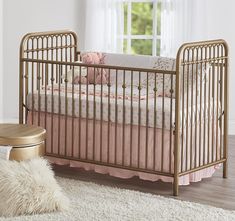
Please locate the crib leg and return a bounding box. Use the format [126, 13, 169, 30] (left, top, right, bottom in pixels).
[223, 160, 228, 178]
[173, 176, 179, 196]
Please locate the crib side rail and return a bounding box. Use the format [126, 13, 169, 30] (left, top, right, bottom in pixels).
[20, 57, 177, 177]
[175, 40, 229, 194]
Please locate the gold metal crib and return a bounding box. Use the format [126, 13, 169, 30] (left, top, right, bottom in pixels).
[19, 30, 228, 196]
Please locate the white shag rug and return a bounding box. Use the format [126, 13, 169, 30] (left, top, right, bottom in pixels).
[0, 159, 69, 217]
[0, 176, 234, 221]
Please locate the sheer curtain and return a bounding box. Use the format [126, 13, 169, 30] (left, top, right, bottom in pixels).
[160, 0, 208, 57]
[84, 0, 124, 52]
[84, 0, 208, 56]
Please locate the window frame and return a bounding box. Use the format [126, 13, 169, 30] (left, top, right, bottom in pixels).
[122, 0, 161, 56]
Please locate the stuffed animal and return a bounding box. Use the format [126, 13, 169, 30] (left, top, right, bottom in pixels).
[72, 66, 88, 84]
[81, 52, 108, 84]
[65, 61, 88, 84]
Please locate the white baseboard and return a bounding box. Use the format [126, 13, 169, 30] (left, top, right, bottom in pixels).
[0, 118, 19, 123]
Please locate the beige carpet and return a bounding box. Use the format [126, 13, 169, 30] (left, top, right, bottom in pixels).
[0, 177, 234, 221]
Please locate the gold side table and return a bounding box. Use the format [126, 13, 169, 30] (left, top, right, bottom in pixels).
[0, 124, 46, 161]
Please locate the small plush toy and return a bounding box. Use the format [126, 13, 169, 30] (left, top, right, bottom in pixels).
[65, 61, 88, 84]
[81, 52, 108, 84]
[72, 66, 88, 84]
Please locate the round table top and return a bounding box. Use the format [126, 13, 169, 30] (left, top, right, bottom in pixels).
[0, 124, 46, 147]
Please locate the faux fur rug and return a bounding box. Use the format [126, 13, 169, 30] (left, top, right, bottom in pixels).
[0, 176, 234, 221]
[0, 159, 69, 217]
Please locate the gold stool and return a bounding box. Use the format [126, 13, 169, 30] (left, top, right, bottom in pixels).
[0, 124, 46, 161]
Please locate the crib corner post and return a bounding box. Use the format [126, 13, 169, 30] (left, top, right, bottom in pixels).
[173, 174, 179, 196]
[173, 45, 183, 197]
[173, 123, 180, 196]
[19, 35, 25, 124]
[223, 160, 228, 178]
[223, 39, 229, 179]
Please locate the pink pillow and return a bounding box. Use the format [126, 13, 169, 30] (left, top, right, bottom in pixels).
[81, 52, 108, 84]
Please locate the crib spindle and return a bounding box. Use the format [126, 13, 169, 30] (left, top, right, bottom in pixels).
[194, 47, 198, 168]
[86, 65, 89, 160]
[107, 68, 111, 164]
[169, 74, 173, 173]
[207, 46, 212, 164]
[190, 49, 194, 170]
[78, 65, 82, 158]
[72, 67, 75, 157]
[93, 66, 96, 161]
[138, 71, 141, 169]
[51, 64, 54, 154]
[115, 69, 118, 165]
[203, 47, 207, 166]
[153, 72, 157, 171]
[122, 70, 126, 166]
[65, 64, 68, 157]
[130, 70, 134, 167]
[161, 73, 165, 172]
[58, 64, 62, 155]
[145, 72, 149, 170]
[100, 68, 104, 162]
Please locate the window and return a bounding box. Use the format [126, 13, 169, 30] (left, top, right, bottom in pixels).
[122, 0, 162, 56]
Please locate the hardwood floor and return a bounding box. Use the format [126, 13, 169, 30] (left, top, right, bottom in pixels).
[54, 136, 235, 211]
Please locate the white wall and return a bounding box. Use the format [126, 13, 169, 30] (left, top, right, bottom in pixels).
[1, 0, 235, 134]
[206, 0, 235, 134]
[0, 0, 3, 120]
[2, 0, 85, 121]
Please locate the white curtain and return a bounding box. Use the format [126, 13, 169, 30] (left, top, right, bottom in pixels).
[160, 0, 208, 57]
[84, 0, 208, 57]
[84, 0, 124, 53]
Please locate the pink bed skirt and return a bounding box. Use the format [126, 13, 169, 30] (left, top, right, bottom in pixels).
[28, 111, 218, 185]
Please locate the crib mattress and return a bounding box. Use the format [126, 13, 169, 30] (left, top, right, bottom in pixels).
[27, 84, 218, 129]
